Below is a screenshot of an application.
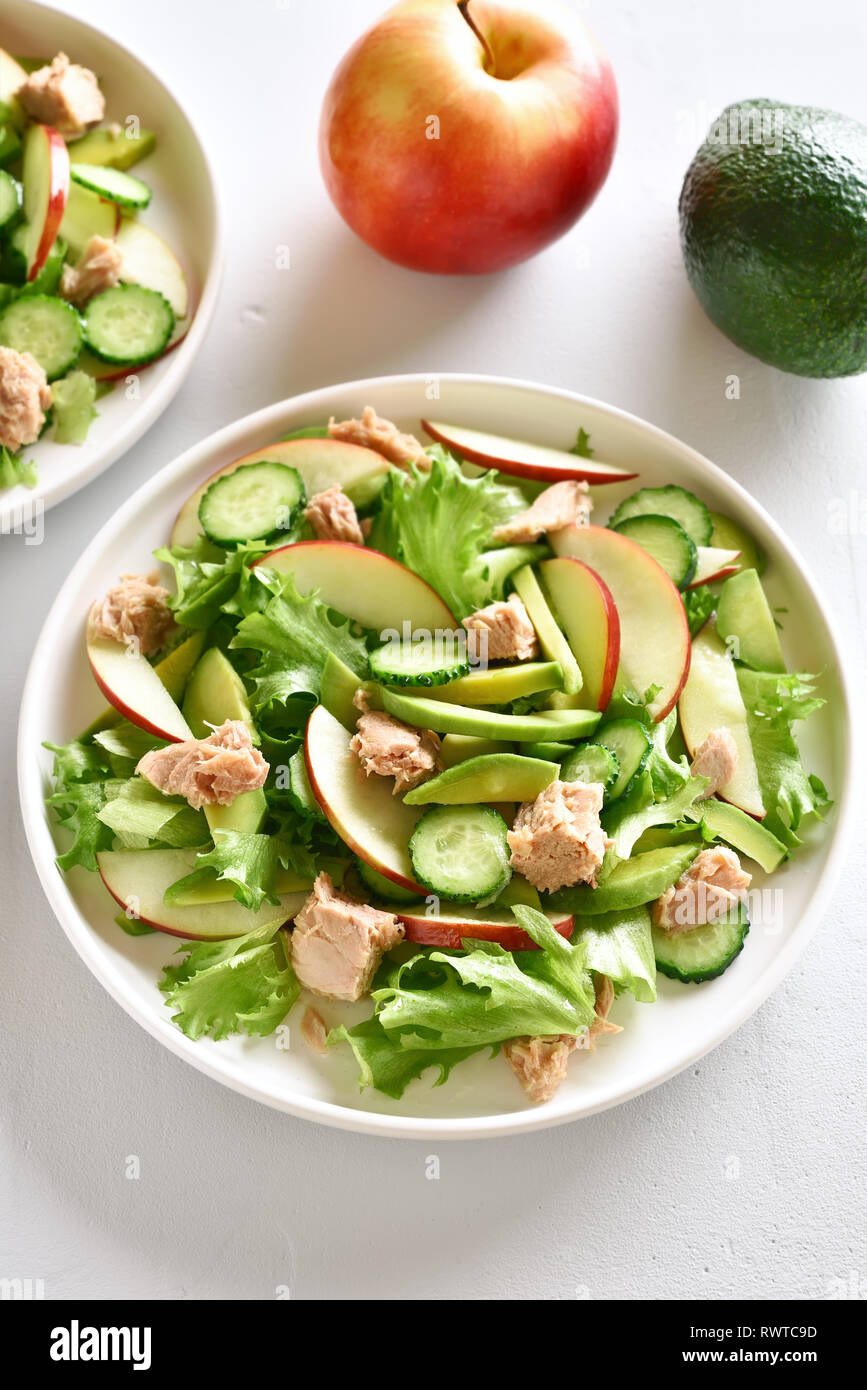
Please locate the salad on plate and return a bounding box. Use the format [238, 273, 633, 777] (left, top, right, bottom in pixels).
[0, 44, 188, 491]
[43, 408, 830, 1106]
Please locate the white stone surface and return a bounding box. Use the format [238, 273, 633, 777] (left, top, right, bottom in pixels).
[1, 0, 865, 1301]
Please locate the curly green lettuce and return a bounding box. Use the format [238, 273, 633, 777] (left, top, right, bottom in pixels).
[736, 668, 830, 847]
[160, 919, 299, 1041]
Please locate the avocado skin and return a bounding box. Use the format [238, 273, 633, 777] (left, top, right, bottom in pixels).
[679, 99, 867, 377]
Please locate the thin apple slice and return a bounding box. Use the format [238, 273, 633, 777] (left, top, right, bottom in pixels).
[21, 124, 69, 279]
[678, 622, 765, 818]
[0, 49, 28, 128]
[550, 525, 690, 722]
[421, 420, 638, 485]
[685, 546, 742, 589]
[254, 540, 456, 634]
[398, 904, 574, 951]
[82, 630, 206, 737]
[538, 556, 620, 711]
[97, 847, 308, 939]
[305, 704, 426, 893]
[115, 216, 188, 318]
[170, 438, 391, 549]
[87, 632, 192, 742]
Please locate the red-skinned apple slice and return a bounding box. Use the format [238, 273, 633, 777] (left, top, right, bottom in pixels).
[550, 525, 690, 721]
[421, 421, 638, 485]
[170, 438, 391, 549]
[115, 217, 188, 318]
[398, 905, 575, 952]
[87, 631, 193, 742]
[97, 847, 308, 939]
[685, 546, 742, 589]
[22, 124, 69, 280]
[305, 704, 426, 893]
[538, 557, 620, 711]
[253, 540, 456, 635]
[678, 621, 765, 818]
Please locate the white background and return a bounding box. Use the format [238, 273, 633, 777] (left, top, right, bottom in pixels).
[2, 0, 865, 1300]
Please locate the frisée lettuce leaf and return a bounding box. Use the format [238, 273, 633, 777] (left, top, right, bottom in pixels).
[159, 918, 299, 1041]
[736, 668, 830, 847]
[327, 1018, 490, 1100]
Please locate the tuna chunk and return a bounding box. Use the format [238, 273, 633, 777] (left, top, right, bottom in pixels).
[300, 1005, 329, 1054]
[492, 480, 593, 544]
[507, 779, 612, 893]
[59, 235, 123, 308]
[690, 727, 739, 798]
[291, 872, 403, 1001]
[136, 719, 268, 810]
[652, 846, 752, 935]
[87, 572, 175, 655]
[0, 347, 52, 453]
[503, 1034, 578, 1104]
[303, 484, 365, 545]
[328, 406, 430, 470]
[17, 52, 105, 139]
[462, 593, 539, 663]
[350, 707, 440, 794]
[582, 973, 623, 1052]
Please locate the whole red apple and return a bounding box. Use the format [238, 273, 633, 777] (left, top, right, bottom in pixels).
[319, 0, 618, 274]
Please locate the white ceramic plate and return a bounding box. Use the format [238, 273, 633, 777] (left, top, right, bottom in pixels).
[18, 374, 853, 1139]
[0, 0, 222, 527]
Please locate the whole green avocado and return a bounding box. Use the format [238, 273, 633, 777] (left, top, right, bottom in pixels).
[679, 99, 867, 377]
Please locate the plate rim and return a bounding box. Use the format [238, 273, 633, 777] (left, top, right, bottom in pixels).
[0, 0, 225, 522]
[17, 371, 857, 1139]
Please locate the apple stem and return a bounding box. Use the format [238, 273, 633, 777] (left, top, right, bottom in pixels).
[458, 1, 495, 74]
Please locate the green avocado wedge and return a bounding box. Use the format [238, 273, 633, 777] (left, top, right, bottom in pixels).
[549, 845, 699, 915]
[403, 753, 559, 805]
[715, 568, 785, 673]
[687, 797, 787, 872]
[440, 734, 512, 768]
[423, 660, 564, 706]
[381, 688, 602, 742]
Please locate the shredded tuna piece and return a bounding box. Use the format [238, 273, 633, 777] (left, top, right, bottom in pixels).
[136, 719, 269, 809]
[503, 1034, 579, 1104]
[17, 52, 104, 138]
[300, 1005, 330, 1054]
[462, 593, 539, 663]
[303, 484, 365, 545]
[582, 973, 623, 1052]
[653, 847, 752, 935]
[351, 708, 440, 795]
[291, 872, 403, 1001]
[492, 480, 593, 544]
[328, 406, 430, 471]
[690, 727, 739, 799]
[508, 780, 612, 893]
[87, 572, 175, 655]
[0, 347, 52, 453]
[59, 235, 123, 308]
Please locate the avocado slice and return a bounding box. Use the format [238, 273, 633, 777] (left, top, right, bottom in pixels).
[381, 688, 601, 741]
[425, 659, 563, 706]
[715, 569, 785, 673]
[550, 845, 700, 915]
[679, 99, 867, 377]
[511, 565, 583, 695]
[688, 798, 787, 873]
[440, 734, 512, 768]
[182, 647, 266, 834]
[66, 126, 157, 171]
[403, 753, 559, 805]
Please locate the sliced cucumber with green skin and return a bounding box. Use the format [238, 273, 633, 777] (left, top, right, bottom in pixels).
[356, 858, 423, 904]
[0, 168, 20, 229]
[368, 638, 470, 688]
[612, 514, 697, 589]
[83, 283, 174, 366]
[198, 461, 306, 546]
[560, 742, 620, 792]
[409, 804, 512, 903]
[653, 903, 749, 983]
[594, 718, 652, 800]
[70, 161, 152, 209]
[0, 293, 82, 380]
[609, 485, 713, 547]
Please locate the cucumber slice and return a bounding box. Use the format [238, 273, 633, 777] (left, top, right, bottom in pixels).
[356, 858, 423, 904]
[409, 804, 512, 903]
[0, 168, 20, 229]
[594, 718, 652, 800]
[70, 161, 151, 209]
[653, 904, 749, 983]
[560, 742, 620, 792]
[368, 638, 470, 687]
[609, 485, 713, 547]
[83, 283, 174, 366]
[0, 293, 82, 380]
[612, 513, 697, 589]
[198, 461, 306, 546]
